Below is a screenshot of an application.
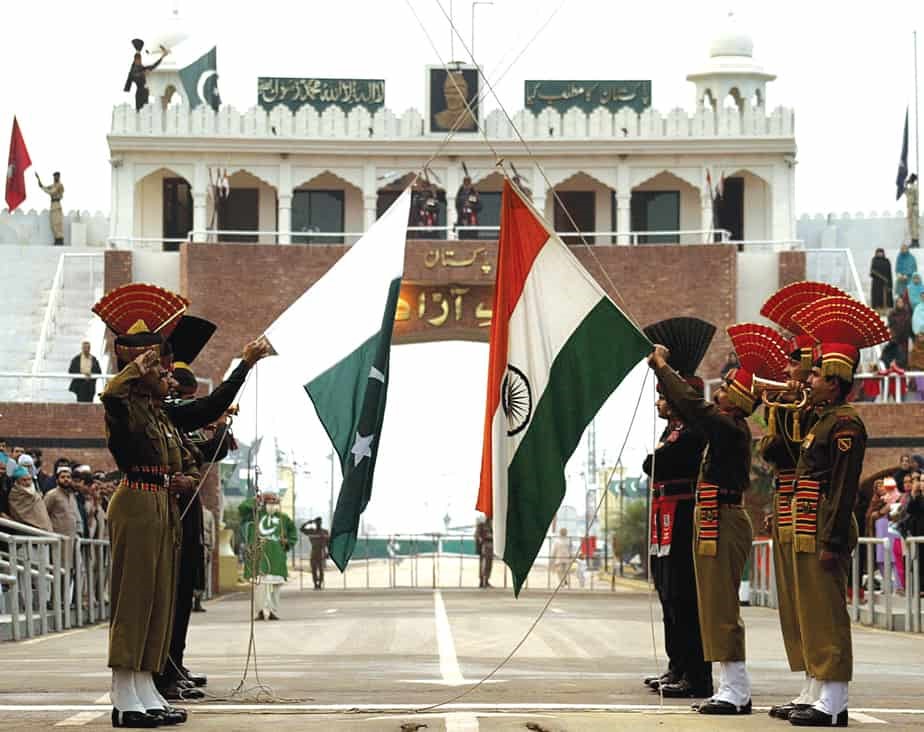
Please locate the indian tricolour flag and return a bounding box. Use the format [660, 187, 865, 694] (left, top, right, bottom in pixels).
[265, 188, 410, 571]
[477, 180, 650, 595]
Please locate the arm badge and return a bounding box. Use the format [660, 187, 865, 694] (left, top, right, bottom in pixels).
[836, 436, 852, 452]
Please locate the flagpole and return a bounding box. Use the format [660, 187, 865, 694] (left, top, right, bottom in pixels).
[915, 30, 920, 175]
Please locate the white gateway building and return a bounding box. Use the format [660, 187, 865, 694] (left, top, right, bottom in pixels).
[108, 16, 795, 250]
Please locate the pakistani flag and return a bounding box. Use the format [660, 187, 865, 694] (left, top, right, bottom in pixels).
[179, 47, 221, 110]
[477, 180, 650, 595]
[265, 189, 410, 570]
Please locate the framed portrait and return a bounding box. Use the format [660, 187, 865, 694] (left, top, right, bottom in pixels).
[427, 65, 480, 134]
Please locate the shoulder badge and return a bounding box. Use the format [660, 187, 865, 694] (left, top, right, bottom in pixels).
[836, 436, 852, 452]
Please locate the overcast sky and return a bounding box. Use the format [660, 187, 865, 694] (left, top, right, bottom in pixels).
[2, 0, 922, 216]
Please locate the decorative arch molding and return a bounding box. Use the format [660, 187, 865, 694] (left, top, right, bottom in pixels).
[725, 167, 772, 187]
[546, 168, 616, 191]
[293, 167, 363, 192]
[224, 166, 279, 191]
[631, 167, 701, 192]
[133, 164, 194, 187]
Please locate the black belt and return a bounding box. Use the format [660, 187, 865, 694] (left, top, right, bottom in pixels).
[124, 469, 171, 487]
[653, 479, 696, 498]
[713, 489, 743, 505]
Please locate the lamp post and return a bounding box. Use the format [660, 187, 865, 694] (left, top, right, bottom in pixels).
[471, 1, 494, 63]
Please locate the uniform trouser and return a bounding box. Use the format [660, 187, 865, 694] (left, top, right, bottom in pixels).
[479, 552, 493, 585]
[792, 501, 857, 682]
[651, 555, 677, 675]
[659, 501, 711, 687]
[693, 504, 752, 662]
[49, 204, 63, 240]
[772, 519, 805, 672]
[166, 542, 197, 678]
[108, 488, 176, 672]
[311, 557, 324, 586]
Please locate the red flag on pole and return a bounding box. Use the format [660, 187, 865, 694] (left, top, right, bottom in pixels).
[5, 117, 32, 212]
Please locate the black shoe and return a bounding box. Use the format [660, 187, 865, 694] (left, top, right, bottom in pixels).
[789, 708, 848, 727]
[179, 667, 207, 687]
[649, 672, 679, 691]
[255, 611, 265, 621]
[267, 611, 280, 620]
[660, 680, 714, 698]
[697, 698, 753, 715]
[770, 702, 812, 719]
[146, 707, 187, 725]
[158, 682, 205, 701]
[111, 709, 160, 728]
[643, 674, 662, 687]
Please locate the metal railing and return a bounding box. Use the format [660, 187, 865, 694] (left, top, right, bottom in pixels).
[119, 227, 740, 248]
[0, 371, 214, 403]
[748, 535, 924, 633]
[285, 532, 630, 592]
[0, 517, 110, 641]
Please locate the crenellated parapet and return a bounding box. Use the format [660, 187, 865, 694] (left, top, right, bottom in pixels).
[110, 102, 795, 140]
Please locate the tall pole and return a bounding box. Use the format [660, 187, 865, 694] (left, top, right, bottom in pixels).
[449, 0, 455, 62]
[915, 30, 920, 175]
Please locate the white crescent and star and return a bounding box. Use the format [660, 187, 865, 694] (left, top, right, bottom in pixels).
[258, 514, 280, 537]
[196, 69, 218, 105]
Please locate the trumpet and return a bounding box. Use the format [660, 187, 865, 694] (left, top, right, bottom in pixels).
[750, 376, 809, 410]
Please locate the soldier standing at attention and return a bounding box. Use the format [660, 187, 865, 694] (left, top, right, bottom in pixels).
[93, 283, 196, 728]
[648, 324, 789, 716]
[786, 296, 890, 727]
[300, 517, 330, 590]
[35, 171, 64, 245]
[640, 317, 714, 699]
[475, 514, 494, 588]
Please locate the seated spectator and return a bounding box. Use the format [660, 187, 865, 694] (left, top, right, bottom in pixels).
[8, 466, 53, 532]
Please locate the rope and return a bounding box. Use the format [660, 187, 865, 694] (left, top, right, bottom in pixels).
[414, 369, 652, 713]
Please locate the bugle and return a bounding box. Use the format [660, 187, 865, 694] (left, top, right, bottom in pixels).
[750, 375, 809, 410]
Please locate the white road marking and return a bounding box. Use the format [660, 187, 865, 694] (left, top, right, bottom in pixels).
[93, 694, 110, 704]
[432, 591, 465, 686]
[325, 608, 338, 614]
[850, 711, 887, 724]
[550, 607, 565, 614]
[432, 591, 478, 730]
[19, 627, 98, 645]
[54, 711, 105, 727]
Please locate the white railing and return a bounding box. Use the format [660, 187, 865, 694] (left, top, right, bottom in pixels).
[0, 372, 213, 403]
[0, 517, 110, 641]
[749, 535, 924, 633]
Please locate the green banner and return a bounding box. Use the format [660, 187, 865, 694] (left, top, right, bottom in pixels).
[525, 80, 651, 115]
[258, 77, 385, 112]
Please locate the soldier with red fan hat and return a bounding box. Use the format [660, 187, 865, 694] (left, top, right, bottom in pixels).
[784, 296, 890, 728]
[93, 283, 196, 728]
[648, 321, 789, 716]
[640, 317, 715, 700]
[758, 282, 850, 720]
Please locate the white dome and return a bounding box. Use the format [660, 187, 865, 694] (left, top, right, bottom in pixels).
[709, 14, 754, 58]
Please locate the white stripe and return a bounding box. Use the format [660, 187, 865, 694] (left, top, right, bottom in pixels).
[55, 711, 104, 727]
[445, 712, 480, 731]
[849, 712, 887, 724]
[432, 591, 466, 685]
[491, 408, 507, 559]
[264, 187, 409, 384]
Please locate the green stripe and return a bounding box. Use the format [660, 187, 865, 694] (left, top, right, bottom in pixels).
[504, 299, 651, 595]
[305, 277, 402, 571]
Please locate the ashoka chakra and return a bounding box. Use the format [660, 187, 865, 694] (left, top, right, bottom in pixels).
[501, 364, 532, 436]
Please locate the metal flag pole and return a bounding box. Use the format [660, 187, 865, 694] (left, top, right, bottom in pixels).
[915, 30, 920, 175]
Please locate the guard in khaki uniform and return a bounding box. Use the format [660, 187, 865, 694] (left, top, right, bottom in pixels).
[649, 323, 789, 716]
[36, 171, 65, 245]
[786, 296, 890, 727]
[759, 281, 848, 719]
[94, 283, 196, 728]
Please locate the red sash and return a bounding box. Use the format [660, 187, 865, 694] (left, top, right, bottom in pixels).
[774, 470, 797, 538]
[695, 482, 720, 556]
[650, 481, 693, 557]
[793, 478, 821, 553]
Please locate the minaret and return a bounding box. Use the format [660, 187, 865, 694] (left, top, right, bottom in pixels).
[686, 12, 776, 112]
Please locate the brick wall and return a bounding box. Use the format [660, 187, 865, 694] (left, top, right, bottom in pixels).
[854, 403, 924, 477]
[180, 240, 739, 387]
[103, 251, 133, 362]
[778, 251, 806, 288]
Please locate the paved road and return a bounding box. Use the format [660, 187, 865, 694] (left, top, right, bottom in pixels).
[1, 585, 923, 729]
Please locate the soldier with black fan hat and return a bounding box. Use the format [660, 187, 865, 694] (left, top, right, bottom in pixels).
[640, 317, 714, 700]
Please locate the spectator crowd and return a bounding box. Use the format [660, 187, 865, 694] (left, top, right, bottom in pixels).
[860, 453, 924, 596]
[0, 438, 113, 543]
[870, 244, 924, 372]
